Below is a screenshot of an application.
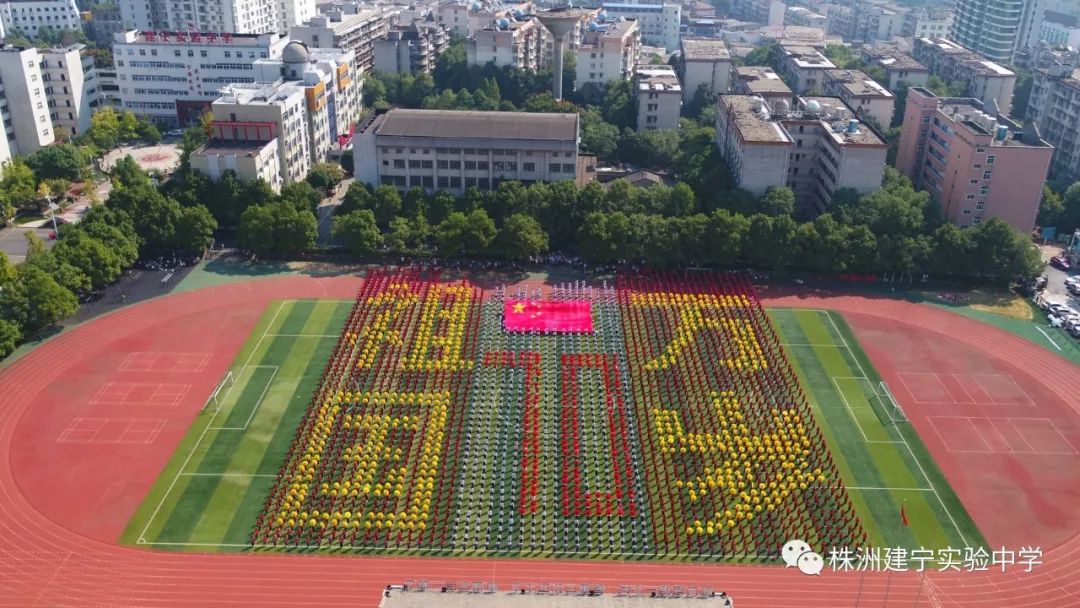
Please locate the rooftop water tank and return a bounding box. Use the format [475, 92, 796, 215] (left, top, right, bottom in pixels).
[846, 118, 859, 134]
[588, 20, 598, 31]
[804, 99, 821, 113]
[996, 124, 1009, 141]
[498, 17, 510, 28]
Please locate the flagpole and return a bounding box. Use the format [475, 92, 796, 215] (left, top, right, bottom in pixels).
[882, 499, 907, 608]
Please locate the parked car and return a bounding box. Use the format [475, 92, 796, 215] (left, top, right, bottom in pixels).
[1036, 276, 1049, 290]
[166, 129, 184, 137]
[1048, 303, 1073, 317]
[1051, 255, 1071, 270]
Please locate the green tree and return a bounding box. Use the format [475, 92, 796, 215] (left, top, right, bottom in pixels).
[238, 202, 317, 257]
[495, 213, 548, 260]
[172, 204, 217, 256]
[26, 144, 92, 180]
[0, 318, 19, 359]
[279, 181, 323, 214]
[1, 159, 39, 211]
[706, 209, 750, 266]
[760, 186, 795, 216]
[435, 209, 496, 256]
[333, 209, 381, 255]
[88, 107, 121, 149]
[1038, 185, 1064, 228]
[12, 265, 78, 334]
[337, 181, 373, 216]
[307, 162, 346, 190]
[373, 185, 403, 228]
[51, 229, 123, 289]
[579, 107, 619, 158]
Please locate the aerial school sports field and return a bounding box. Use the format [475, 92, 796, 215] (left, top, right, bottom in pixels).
[3, 268, 1080, 606]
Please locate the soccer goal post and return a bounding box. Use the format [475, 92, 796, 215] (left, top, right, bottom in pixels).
[878, 380, 908, 423]
[204, 370, 235, 412]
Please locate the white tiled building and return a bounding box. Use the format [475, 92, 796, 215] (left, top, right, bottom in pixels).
[575, 19, 639, 90]
[0, 0, 80, 39]
[0, 45, 54, 157]
[373, 20, 450, 75]
[635, 64, 681, 131]
[822, 69, 894, 128]
[353, 109, 584, 194]
[41, 44, 98, 138]
[860, 45, 929, 91]
[201, 83, 311, 187]
[112, 30, 288, 125]
[902, 7, 952, 39]
[599, 3, 681, 51]
[467, 16, 548, 71]
[779, 44, 836, 93]
[911, 37, 1017, 117]
[679, 37, 730, 102]
[715, 94, 887, 212]
[289, 7, 391, 73]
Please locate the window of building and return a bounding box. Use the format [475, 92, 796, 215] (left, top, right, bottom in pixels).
[972, 217, 981, 224]
[986, 155, 995, 164]
[975, 202, 985, 210]
[962, 209, 971, 214]
[465, 160, 477, 170]
[421, 160, 433, 169]
[477, 161, 489, 170]
[524, 162, 535, 172]
[408, 159, 421, 168]
[973, 163, 981, 169]
[438, 176, 449, 188]
[422, 176, 434, 188]
[965, 194, 975, 199]
[437, 160, 449, 169]
[449, 160, 461, 169]
[450, 176, 461, 188]
[983, 171, 992, 179]
[970, 179, 978, 184]
[562, 163, 574, 173]
[550, 163, 561, 173]
[393, 159, 405, 168]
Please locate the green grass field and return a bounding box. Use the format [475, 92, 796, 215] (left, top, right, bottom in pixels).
[123, 301, 985, 556]
[769, 309, 984, 552]
[120, 299, 352, 550]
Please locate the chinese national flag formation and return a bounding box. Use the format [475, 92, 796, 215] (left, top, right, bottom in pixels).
[503, 300, 594, 334]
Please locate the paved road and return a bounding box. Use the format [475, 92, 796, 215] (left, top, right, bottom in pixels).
[0, 226, 55, 263]
[316, 177, 352, 245]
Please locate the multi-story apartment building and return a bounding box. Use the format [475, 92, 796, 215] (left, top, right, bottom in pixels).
[950, 0, 1025, 62]
[678, 37, 730, 102]
[279, 0, 315, 33]
[84, 3, 125, 47]
[901, 7, 953, 39]
[112, 30, 288, 125]
[190, 140, 282, 190]
[0, 45, 54, 156]
[1033, 10, 1080, 48]
[436, 2, 535, 39]
[849, 0, 905, 44]
[635, 64, 681, 130]
[575, 19, 639, 90]
[730, 0, 785, 26]
[785, 6, 827, 29]
[374, 20, 450, 75]
[252, 41, 362, 163]
[117, 0, 161, 31]
[896, 87, 1052, 231]
[822, 68, 894, 127]
[0, 0, 81, 39]
[715, 94, 887, 212]
[860, 45, 929, 91]
[779, 44, 836, 93]
[732, 65, 794, 106]
[467, 16, 547, 71]
[912, 37, 1017, 117]
[823, 5, 853, 39]
[289, 7, 391, 74]
[41, 44, 98, 138]
[1025, 45, 1080, 184]
[163, 0, 277, 35]
[353, 109, 584, 195]
[197, 82, 311, 188]
[600, 3, 681, 51]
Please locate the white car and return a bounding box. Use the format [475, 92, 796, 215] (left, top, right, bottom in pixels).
[166, 129, 184, 137]
[1048, 303, 1072, 317]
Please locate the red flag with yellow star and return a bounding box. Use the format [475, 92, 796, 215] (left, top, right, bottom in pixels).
[503, 300, 594, 333]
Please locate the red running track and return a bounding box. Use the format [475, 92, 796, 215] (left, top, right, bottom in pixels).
[0, 277, 1078, 607]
